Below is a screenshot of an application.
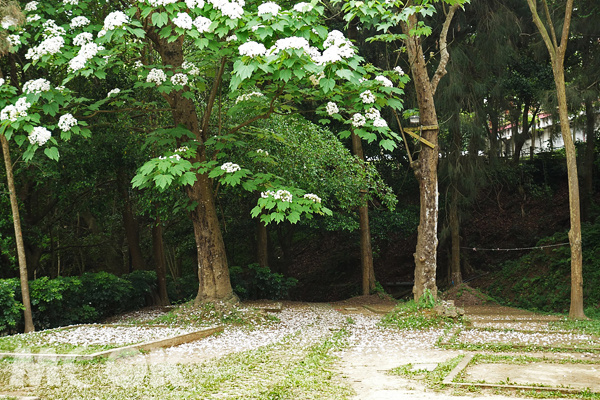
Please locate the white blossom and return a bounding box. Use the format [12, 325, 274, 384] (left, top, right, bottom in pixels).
[303, 193, 321, 203]
[147, 68, 167, 85]
[170, 73, 189, 86]
[172, 12, 193, 29]
[103, 11, 129, 31]
[293, 2, 313, 12]
[309, 72, 324, 85]
[268, 36, 317, 57]
[7, 34, 20, 47]
[107, 88, 120, 97]
[73, 32, 93, 46]
[133, 60, 144, 69]
[235, 91, 264, 103]
[58, 114, 78, 131]
[0, 78, 4, 86]
[375, 75, 393, 87]
[26, 14, 41, 23]
[326, 102, 339, 116]
[351, 113, 366, 127]
[1, 16, 18, 29]
[23, 78, 51, 94]
[256, 148, 269, 156]
[221, 162, 241, 173]
[24, 1, 38, 11]
[147, 0, 178, 6]
[251, 24, 264, 32]
[261, 190, 274, 198]
[258, 2, 280, 16]
[26, 35, 65, 60]
[365, 107, 380, 120]
[42, 19, 65, 38]
[220, 2, 244, 19]
[394, 66, 404, 75]
[274, 189, 292, 202]
[70, 16, 90, 29]
[182, 61, 200, 75]
[359, 90, 376, 104]
[373, 118, 387, 128]
[193, 16, 212, 32]
[314, 30, 355, 64]
[68, 42, 101, 72]
[28, 126, 51, 146]
[63, 0, 78, 4]
[185, 0, 205, 8]
[239, 41, 267, 57]
[1, 98, 31, 122]
[226, 34, 237, 41]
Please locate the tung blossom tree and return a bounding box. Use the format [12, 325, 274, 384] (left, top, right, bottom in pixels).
[1, 0, 407, 304]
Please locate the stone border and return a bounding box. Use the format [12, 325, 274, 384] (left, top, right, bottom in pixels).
[0, 325, 223, 361]
[442, 354, 597, 394]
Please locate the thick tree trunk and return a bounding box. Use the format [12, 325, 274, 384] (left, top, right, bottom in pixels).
[1, 135, 35, 332]
[351, 132, 376, 295]
[152, 214, 170, 306]
[118, 169, 146, 271]
[147, 33, 236, 304]
[404, 29, 440, 301]
[581, 99, 595, 222]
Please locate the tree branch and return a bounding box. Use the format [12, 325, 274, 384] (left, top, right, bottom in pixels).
[201, 57, 227, 142]
[430, 3, 460, 95]
[526, 0, 557, 61]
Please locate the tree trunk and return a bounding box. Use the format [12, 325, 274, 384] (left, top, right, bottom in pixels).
[449, 113, 462, 286]
[117, 169, 147, 271]
[152, 213, 170, 306]
[351, 132, 376, 295]
[147, 32, 236, 304]
[256, 218, 269, 269]
[581, 99, 595, 222]
[1, 134, 35, 332]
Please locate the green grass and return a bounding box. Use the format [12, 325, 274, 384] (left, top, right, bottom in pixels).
[379, 299, 465, 330]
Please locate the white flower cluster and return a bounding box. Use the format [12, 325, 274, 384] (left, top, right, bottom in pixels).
[42, 20, 65, 38]
[251, 24, 264, 32]
[221, 162, 241, 173]
[268, 36, 318, 58]
[26, 14, 40, 23]
[58, 114, 78, 131]
[25, 33, 64, 61]
[226, 34, 237, 41]
[147, 0, 178, 6]
[394, 66, 404, 75]
[193, 16, 212, 32]
[186, 0, 205, 8]
[171, 73, 188, 86]
[258, 2, 280, 16]
[63, 0, 79, 5]
[103, 11, 129, 31]
[73, 32, 93, 46]
[235, 91, 264, 103]
[261, 189, 292, 202]
[326, 102, 338, 116]
[133, 60, 144, 69]
[1, 98, 31, 122]
[352, 113, 366, 127]
[239, 41, 267, 57]
[7, 34, 20, 47]
[303, 193, 321, 203]
[70, 16, 90, 29]
[23, 78, 51, 94]
[28, 126, 51, 146]
[172, 12, 193, 29]
[69, 42, 102, 72]
[373, 118, 387, 127]
[208, 0, 245, 20]
[24, 1, 38, 11]
[309, 72, 324, 85]
[293, 2, 313, 12]
[147, 68, 167, 85]
[182, 61, 200, 75]
[360, 90, 376, 104]
[375, 75, 393, 87]
[317, 30, 355, 64]
[1, 16, 18, 29]
[365, 107, 387, 127]
[0, 78, 4, 86]
[256, 148, 269, 156]
[107, 88, 120, 97]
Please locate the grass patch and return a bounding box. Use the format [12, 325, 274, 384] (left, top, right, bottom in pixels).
[389, 355, 465, 390]
[380, 296, 465, 330]
[0, 329, 123, 355]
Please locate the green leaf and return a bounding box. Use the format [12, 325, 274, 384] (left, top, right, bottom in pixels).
[380, 139, 396, 151]
[154, 174, 174, 190]
[319, 78, 335, 93]
[287, 211, 301, 224]
[44, 146, 60, 161]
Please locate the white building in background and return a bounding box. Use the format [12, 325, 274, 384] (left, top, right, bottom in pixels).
[497, 112, 597, 158]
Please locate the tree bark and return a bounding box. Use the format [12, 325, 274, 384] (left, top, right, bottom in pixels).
[1, 134, 35, 332]
[152, 213, 170, 306]
[351, 132, 376, 295]
[145, 27, 236, 304]
[449, 113, 462, 286]
[581, 99, 595, 222]
[117, 169, 147, 271]
[526, 0, 585, 319]
[256, 218, 269, 269]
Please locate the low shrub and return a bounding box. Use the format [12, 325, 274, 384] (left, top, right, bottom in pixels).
[230, 263, 297, 300]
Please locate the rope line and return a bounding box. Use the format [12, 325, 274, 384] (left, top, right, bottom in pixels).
[460, 243, 570, 252]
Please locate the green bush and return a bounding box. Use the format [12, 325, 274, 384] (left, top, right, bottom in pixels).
[166, 274, 198, 304]
[0, 278, 23, 332]
[230, 263, 297, 300]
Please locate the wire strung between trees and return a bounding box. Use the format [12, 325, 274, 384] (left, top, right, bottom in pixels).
[460, 243, 570, 252]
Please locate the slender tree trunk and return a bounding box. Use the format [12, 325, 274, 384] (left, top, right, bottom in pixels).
[1, 135, 35, 332]
[581, 99, 595, 222]
[351, 132, 376, 295]
[118, 169, 146, 271]
[146, 32, 236, 304]
[449, 113, 462, 286]
[152, 213, 170, 306]
[256, 218, 269, 269]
